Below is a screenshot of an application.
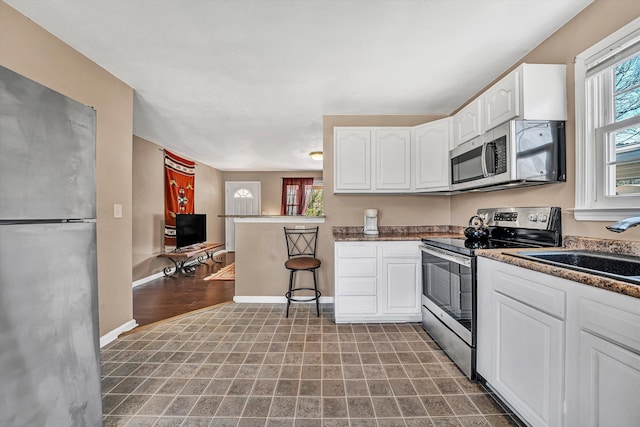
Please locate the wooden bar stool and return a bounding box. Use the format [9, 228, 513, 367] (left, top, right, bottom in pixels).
[283, 226, 321, 318]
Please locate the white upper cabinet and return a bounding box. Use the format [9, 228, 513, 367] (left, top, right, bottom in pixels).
[454, 63, 567, 147]
[483, 63, 567, 130]
[413, 118, 452, 191]
[333, 64, 565, 194]
[334, 126, 414, 193]
[374, 128, 412, 191]
[453, 98, 482, 147]
[334, 128, 371, 191]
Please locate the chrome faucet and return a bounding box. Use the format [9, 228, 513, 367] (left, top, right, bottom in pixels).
[606, 217, 640, 233]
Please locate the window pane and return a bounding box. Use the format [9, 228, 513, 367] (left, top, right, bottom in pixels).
[614, 161, 640, 194]
[233, 189, 253, 198]
[615, 87, 640, 121]
[614, 54, 640, 121]
[305, 189, 324, 216]
[613, 125, 640, 161]
[285, 185, 297, 215]
[609, 125, 640, 195]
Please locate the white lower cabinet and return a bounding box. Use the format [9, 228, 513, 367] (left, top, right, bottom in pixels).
[573, 293, 640, 427]
[478, 257, 640, 427]
[577, 331, 640, 427]
[478, 258, 566, 427]
[335, 241, 420, 322]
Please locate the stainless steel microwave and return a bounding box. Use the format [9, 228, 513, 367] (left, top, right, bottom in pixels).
[450, 120, 565, 192]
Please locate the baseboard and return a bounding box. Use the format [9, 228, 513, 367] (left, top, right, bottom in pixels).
[132, 249, 229, 288]
[100, 319, 138, 348]
[132, 272, 165, 288]
[233, 296, 334, 304]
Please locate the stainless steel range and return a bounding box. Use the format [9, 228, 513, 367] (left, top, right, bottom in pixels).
[420, 207, 562, 379]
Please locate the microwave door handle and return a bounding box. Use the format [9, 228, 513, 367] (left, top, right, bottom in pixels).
[481, 143, 489, 178]
[482, 142, 497, 177]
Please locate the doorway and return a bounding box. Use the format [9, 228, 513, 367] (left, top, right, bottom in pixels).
[224, 181, 261, 251]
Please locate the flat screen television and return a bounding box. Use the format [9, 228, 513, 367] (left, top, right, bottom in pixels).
[175, 214, 207, 248]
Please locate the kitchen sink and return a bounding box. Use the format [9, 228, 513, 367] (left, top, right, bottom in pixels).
[510, 249, 640, 285]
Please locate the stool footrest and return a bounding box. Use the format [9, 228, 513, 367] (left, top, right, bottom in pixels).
[285, 288, 321, 303]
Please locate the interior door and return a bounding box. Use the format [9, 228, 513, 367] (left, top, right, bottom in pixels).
[225, 181, 261, 251]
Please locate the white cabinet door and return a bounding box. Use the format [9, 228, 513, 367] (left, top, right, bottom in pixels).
[413, 118, 451, 191]
[492, 292, 565, 427]
[334, 128, 371, 192]
[578, 331, 640, 427]
[373, 128, 411, 191]
[453, 98, 482, 147]
[478, 258, 565, 427]
[381, 258, 420, 315]
[574, 294, 640, 427]
[484, 69, 520, 131]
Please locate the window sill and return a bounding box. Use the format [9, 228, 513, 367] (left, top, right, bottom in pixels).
[572, 207, 640, 221]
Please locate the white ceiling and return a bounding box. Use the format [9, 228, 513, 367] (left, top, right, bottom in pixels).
[6, 0, 593, 171]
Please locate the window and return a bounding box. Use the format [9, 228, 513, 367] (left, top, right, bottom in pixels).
[233, 188, 253, 198]
[575, 17, 640, 220]
[305, 180, 324, 217]
[280, 178, 324, 216]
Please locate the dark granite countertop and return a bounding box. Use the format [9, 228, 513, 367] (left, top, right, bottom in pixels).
[478, 235, 640, 299]
[333, 225, 465, 241]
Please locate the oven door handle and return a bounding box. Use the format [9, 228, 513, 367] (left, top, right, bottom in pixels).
[420, 244, 472, 267]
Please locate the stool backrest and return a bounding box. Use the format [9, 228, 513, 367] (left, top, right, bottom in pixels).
[284, 226, 318, 259]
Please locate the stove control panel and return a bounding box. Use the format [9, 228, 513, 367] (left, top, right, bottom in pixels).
[478, 207, 560, 231]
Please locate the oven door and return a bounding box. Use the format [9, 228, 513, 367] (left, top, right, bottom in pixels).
[420, 244, 475, 345]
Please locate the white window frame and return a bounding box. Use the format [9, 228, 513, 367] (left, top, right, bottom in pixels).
[574, 17, 640, 221]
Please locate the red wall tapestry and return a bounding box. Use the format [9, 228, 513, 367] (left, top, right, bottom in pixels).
[164, 150, 195, 246]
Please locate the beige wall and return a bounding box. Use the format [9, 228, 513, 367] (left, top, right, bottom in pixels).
[222, 171, 323, 215]
[132, 136, 225, 281]
[450, 0, 640, 241]
[0, 2, 134, 335]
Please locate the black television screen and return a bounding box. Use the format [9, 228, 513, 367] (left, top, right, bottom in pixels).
[175, 214, 207, 248]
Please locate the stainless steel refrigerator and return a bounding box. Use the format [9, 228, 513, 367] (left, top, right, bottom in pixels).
[0, 66, 102, 426]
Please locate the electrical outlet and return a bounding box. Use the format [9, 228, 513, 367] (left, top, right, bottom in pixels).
[113, 204, 123, 218]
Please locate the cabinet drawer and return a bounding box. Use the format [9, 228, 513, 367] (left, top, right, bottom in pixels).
[337, 258, 377, 277]
[336, 244, 377, 258]
[337, 277, 377, 296]
[381, 243, 419, 257]
[493, 269, 566, 319]
[579, 297, 640, 353]
[337, 295, 377, 314]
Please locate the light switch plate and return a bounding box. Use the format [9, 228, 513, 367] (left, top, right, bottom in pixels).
[113, 203, 123, 218]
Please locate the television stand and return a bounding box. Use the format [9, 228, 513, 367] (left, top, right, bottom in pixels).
[158, 242, 225, 277]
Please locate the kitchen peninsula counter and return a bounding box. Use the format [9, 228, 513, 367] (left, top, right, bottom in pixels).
[219, 214, 325, 223]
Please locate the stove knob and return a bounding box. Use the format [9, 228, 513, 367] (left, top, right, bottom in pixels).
[538, 214, 548, 222]
[528, 214, 538, 222]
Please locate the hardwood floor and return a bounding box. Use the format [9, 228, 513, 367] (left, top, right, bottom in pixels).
[133, 252, 235, 326]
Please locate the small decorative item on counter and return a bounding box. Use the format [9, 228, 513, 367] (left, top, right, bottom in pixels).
[363, 209, 379, 235]
[464, 215, 489, 240]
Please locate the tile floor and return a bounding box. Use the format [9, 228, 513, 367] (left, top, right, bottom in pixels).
[101, 303, 522, 427]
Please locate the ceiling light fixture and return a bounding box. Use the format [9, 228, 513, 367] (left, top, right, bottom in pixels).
[309, 151, 323, 161]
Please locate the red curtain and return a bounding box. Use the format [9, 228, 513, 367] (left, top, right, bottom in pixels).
[281, 178, 314, 215]
[164, 150, 195, 246]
